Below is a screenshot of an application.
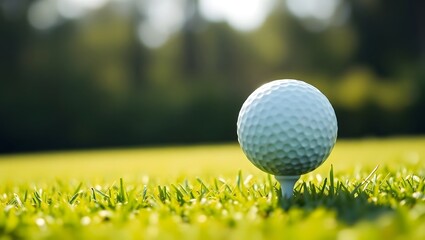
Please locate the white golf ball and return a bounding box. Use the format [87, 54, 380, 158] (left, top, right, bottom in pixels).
[237, 79, 337, 176]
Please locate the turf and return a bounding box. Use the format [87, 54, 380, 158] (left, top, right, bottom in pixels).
[0, 137, 425, 239]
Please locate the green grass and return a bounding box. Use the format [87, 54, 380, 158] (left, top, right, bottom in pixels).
[0, 137, 425, 239]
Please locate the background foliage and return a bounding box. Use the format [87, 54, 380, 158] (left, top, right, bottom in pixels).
[0, 0, 424, 153]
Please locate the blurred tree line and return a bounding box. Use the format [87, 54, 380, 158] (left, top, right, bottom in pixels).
[0, 0, 424, 153]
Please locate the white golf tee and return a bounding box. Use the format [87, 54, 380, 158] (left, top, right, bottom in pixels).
[275, 175, 300, 199]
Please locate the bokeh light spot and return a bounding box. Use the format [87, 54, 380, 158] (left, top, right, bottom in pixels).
[199, 0, 274, 32]
[28, 0, 60, 30]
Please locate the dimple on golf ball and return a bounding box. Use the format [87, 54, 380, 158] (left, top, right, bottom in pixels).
[237, 79, 338, 177]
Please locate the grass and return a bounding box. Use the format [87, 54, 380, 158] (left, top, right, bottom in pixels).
[0, 137, 425, 239]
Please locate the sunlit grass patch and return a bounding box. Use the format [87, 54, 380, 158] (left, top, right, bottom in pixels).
[0, 137, 425, 239]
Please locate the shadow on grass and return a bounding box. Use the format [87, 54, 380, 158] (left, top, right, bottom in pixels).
[278, 166, 393, 224]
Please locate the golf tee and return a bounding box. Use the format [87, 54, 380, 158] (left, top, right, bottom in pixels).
[275, 175, 300, 199]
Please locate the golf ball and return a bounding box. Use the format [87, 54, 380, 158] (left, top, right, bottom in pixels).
[237, 79, 337, 176]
